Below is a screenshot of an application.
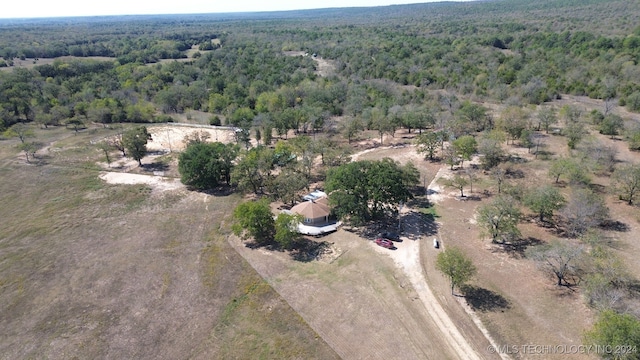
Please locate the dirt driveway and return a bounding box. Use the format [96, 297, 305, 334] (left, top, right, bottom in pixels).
[229, 145, 499, 360]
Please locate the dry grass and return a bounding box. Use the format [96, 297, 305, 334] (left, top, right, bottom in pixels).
[0, 124, 337, 359]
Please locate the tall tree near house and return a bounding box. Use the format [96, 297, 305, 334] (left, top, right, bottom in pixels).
[232, 199, 276, 246]
[436, 247, 477, 295]
[274, 213, 303, 250]
[268, 168, 308, 206]
[122, 126, 152, 167]
[326, 158, 414, 225]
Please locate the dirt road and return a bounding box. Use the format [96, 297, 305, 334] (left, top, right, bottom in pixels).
[228, 146, 500, 359]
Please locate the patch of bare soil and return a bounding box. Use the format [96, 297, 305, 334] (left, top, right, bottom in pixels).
[145, 124, 236, 152]
[99, 172, 184, 192]
[283, 50, 336, 77]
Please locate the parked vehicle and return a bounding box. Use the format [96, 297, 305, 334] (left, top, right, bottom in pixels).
[433, 238, 439, 249]
[378, 231, 401, 242]
[375, 238, 395, 249]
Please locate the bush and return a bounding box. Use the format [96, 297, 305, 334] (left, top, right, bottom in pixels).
[154, 114, 174, 123]
[209, 115, 221, 126]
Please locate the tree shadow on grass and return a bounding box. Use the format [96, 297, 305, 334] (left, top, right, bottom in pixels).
[599, 220, 630, 232]
[490, 237, 543, 259]
[290, 238, 331, 262]
[460, 285, 510, 312]
[142, 161, 170, 172]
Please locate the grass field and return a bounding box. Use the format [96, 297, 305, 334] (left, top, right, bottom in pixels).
[0, 125, 338, 359]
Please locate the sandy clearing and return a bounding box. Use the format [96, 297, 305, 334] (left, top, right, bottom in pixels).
[146, 125, 236, 152]
[99, 171, 184, 191]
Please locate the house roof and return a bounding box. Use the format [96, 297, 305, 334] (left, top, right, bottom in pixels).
[290, 200, 330, 219]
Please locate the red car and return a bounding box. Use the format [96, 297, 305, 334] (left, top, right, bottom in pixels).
[375, 238, 394, 249]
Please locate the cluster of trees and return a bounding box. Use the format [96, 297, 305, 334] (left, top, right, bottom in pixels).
[232, 198, 303, 250]
[325, 158, 419, 225]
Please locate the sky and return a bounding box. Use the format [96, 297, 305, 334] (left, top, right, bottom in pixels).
[2, 0, 472, 19]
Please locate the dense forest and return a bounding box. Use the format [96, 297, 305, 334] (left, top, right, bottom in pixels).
[1, 0, 640, 135]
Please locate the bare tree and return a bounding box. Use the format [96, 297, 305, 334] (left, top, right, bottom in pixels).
[526, 240, 585, 287]
[490, 166, 508, 194]
[465, 168, 478, 194]
[560, 188, 608, 237]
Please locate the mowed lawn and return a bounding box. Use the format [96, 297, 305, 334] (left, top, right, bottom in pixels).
[0, 126, 338, 359]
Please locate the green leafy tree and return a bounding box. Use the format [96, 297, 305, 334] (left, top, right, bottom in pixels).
[231, 146, 274, 195]
[326, 158, 414, 225]
[445, 174, 469, 198]
[497, 106, 529, 144]
[537, 107, 558, 133]
[269, 168, 308, 206]
[564, 121, 587, 149]
[415, 132, 442, 160]
[232, 199, 275, 246]
[178, 142, 239, 190]
[66, 117, 85, 133]
[122, 126, 152, 166]
[477, 195, 522, 244]
[599, 114, 624, 138]
[436, 247, 477, 295]
[523, 185, 565, 222]
[4, 123, 34, 144]
[583, 310, 640, 360]
[455, 101, 489, 134]
[18, 141, 40, 163]
[611, 165, 640, 205]
[452, 135, 477, 168]
[98, 141, 114, 167]
[365, 107, 393, 144]
[274, 213, 303, 250]
[340, 116, 364, 144]
[548, 157, 590, 185]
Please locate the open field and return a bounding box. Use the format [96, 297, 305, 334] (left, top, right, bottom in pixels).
[0, 125, 338, 359]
